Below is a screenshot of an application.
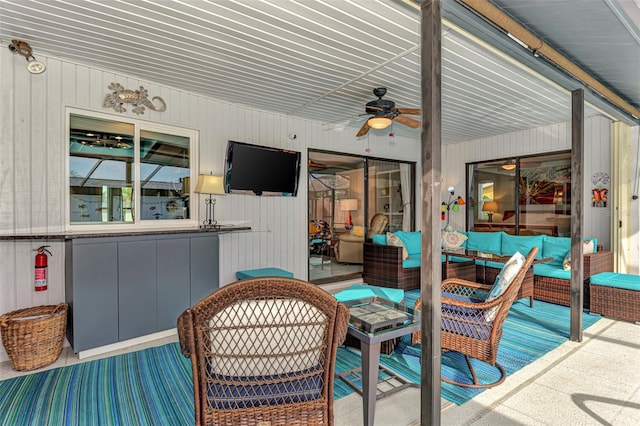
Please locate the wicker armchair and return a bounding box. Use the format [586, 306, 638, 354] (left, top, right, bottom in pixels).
[413, 247, 537, 388]
[177, 277, 350, 426]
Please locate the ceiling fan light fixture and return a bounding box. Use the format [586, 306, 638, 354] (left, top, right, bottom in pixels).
[501, 160, 516, 170]
[368, 116, 392, 130]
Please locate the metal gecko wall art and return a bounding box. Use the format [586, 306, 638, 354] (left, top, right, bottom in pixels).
[103, 83, 167, 115]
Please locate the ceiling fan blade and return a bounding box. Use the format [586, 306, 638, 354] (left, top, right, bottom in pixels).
[394, 114, 421, 128]
[395, 108, 421, 115]
[308, 159, 328, 169]
[356, 120, 371, 137]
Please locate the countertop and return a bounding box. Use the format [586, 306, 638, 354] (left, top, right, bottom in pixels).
[0, 226, 251, 241]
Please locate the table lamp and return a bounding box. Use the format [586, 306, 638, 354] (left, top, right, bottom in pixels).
[194, 174, 225, 228]
[340, 199, 358, 231]
[482, 201, 498, 222]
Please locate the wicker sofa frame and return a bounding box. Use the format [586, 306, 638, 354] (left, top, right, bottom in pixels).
[362, 241, 612, 306]
[590, 283, 640, 323]
[531, 249, 612, 307]
[362, 242, 475, 291]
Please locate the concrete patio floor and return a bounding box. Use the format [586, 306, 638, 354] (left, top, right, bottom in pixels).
[335, 317, 640, 425]
[1, 315, 638, 425]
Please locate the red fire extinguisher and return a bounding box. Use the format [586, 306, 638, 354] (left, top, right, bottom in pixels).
[34, 246, 52, 291]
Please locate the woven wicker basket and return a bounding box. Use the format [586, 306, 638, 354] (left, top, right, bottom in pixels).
[0, 303, 68, 371]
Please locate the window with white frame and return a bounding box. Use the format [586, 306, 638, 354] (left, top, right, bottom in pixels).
[68, 111, 197, 226]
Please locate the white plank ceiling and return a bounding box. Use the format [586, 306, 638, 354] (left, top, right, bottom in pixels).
[0, 0, 636, 143]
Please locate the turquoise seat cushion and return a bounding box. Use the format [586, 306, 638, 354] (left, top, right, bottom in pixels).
[542, 236, 571, 266]
[236, 268, 294, 279]
[501, 234, 544, 259]
[442, 255, 473, 263]
[372, 234, 387, 245]
[394, 231, 421, 255]
[590, 272, 640, 291]
[334, 283, 404, 303]
[466, 231, 503, 254]
[533, 263, 570, 280]
[402, 254, 421, 269]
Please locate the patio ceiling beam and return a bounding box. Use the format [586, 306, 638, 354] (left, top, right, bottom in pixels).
[459, 0, 640, 121]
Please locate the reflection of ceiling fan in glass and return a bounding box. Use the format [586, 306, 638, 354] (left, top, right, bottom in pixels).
[309, 174, 350, 192]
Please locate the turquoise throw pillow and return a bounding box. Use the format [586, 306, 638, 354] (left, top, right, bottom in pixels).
[501, 234, 544, 259]
[372, 234, 387, 245]
[466, 231, 503, 254]
[394, 231, 421, 255]
[542, 236, 571, 265]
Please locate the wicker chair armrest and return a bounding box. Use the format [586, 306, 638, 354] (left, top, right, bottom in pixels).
[584, 250, 613, 278]
[176, 309, 195, 358]
[442, 278, 488, 294]
[335, 302, 350, 345]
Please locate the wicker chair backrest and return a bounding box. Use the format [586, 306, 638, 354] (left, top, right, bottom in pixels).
[178, 277, 349, 426]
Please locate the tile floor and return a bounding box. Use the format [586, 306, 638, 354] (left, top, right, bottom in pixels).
[1, 317, 638, 425]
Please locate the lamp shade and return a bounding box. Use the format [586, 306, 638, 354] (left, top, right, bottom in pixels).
[367, 116, 392, 130]
[340, 199, 358, 211]
[482, 201, 498, 213]
[194, 175, 225, 195]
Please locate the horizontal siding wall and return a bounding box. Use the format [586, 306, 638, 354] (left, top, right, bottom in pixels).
[0, 49, 421, 360]
[442, 115, 613, 248]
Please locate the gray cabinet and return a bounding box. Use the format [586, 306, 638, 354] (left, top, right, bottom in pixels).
[66, 232, 219, 352]
[65, 241, 119, 351]
[118, 240, 158, 341]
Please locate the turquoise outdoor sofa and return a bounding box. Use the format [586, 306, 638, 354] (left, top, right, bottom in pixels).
[362, 231, 613, 306]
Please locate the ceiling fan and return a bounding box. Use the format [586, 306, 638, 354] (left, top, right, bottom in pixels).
[356, 87, 421, 137]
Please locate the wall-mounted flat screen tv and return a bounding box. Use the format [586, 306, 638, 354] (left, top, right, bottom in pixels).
[224, 141, 301, 196]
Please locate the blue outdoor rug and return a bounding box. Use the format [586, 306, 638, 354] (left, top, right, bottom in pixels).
[0, 295, 600, 424]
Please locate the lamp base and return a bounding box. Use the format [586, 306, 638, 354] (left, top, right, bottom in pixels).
[487, 212, 494, 222]
[344, 211, 353, 231]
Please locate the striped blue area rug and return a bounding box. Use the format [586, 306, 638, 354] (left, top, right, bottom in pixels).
[0, 343, 194, 425]
[0, 296, 600, 424]
[361, 290, 601, 405]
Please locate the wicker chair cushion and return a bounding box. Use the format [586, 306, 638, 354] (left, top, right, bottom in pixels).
[387, 232, 409, 259]
[208, 299, 324, 376]
[486, 252, 525, 301]
[442, 293, 490, 340]
[207, 365, 323, 409]
[484, 252, 525, 321]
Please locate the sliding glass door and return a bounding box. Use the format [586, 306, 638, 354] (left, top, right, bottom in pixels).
[467, 151, 571, 236]
[308, 150, 415, 284]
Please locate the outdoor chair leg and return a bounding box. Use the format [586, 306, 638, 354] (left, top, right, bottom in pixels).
[441, 354, 507, 389]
